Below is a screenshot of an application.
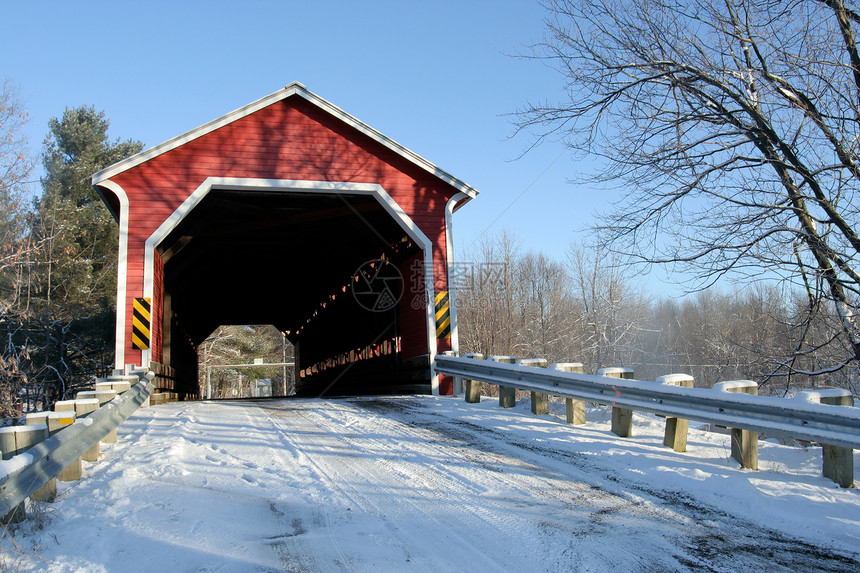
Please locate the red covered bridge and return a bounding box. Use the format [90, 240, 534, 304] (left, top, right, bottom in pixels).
[90, 82, 477, 397]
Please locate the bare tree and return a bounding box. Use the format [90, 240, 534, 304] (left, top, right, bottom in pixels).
[566, 242, 652, 371]
[0, 80, 36, 419]
[515, 250, 573, 361]
[518, 0, 860, 383]
[0, 80, 37, 310]
[456, 230, 521, 358]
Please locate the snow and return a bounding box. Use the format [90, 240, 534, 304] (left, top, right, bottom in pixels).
[794, 389, 853, 404]
[656, 373, 695, 385]
[2, 395, 859, 571]
[551, 362, 584, 371]
[0, 425, 46, 436]
[597, 367, 634, 376]
[0, 452, 33, 480]
[713, 380, 758, 391]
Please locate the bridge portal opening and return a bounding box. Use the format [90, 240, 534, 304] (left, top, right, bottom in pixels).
[157, 186, 428, 397]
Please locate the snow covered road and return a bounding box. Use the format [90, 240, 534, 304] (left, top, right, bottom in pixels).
[4, 396, 860, 572]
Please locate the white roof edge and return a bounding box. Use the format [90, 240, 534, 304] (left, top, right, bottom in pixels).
[90, 81, 478, 200]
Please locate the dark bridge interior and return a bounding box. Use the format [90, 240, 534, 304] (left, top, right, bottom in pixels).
[156, 188, 428, 397]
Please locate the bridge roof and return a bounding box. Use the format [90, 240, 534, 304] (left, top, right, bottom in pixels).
[91, 81, 479, 203]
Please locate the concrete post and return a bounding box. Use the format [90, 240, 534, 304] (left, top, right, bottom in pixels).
[519, 359, 549, 415]
[656, 374, 695, 452]
[715, 380, 759, 470]
[552, 363, 586, 425]
[490, 356, 517, 408]
[464, 353, 484, 403]
[0, 425, 49, 523]
[599, 367, 635, 437]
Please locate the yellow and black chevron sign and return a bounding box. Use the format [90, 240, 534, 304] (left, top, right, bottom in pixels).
[132, 297, 151, 350]
[435, 291, 451, 339]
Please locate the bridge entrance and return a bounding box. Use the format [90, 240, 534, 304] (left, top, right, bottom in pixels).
[91, 83, 477, 398]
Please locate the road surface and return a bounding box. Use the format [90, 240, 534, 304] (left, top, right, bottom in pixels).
[5, 396, 858, 572]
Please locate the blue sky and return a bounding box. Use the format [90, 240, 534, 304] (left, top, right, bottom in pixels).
[3, 1, 672, 292]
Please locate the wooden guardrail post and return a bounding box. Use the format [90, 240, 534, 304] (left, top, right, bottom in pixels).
[72, 398, 101, 461]
[0, 425, 49, 523]
[46, 412, 80, 482]
[656, 374, 695, 452]
[25, 412, 57, 502]
[464, 353, 485, 403]
[796, 389, 855, 488]
[599, 367, 635, 437]
[77, 389, 118, 443]
[820, 391, 854, 488]
[53, 401, 92, 478]
[552, 363, 586, 424]
[715, 380, 759, 470]
[95, 374, 137, 394]
[490, 356, 517, 408]
[519, 359, 550, 414]
[441, 351, 462, 395]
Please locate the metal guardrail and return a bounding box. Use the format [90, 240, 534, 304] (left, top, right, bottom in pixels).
[434, 355, 860, 450]
[0, 370, 154, 517]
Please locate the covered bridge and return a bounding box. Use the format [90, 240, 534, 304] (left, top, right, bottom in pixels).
[90, 82, 477, 397]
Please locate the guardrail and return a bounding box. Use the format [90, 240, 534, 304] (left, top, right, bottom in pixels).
[435, 354, 859, 487]
[0, 367, 155, 521]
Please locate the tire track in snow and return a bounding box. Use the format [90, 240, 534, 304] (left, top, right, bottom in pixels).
[349, 397, 860, 572]
[260, 401, 496, 571]
[256, 399, 694, 571]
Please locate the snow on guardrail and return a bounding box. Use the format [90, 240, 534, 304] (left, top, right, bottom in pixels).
[434, 354, 858, 487]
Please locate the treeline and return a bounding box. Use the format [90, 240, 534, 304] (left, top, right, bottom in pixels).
[456, 232, 859, 396]
[0, 81, 142, 418]
[198, 325, 295, 399]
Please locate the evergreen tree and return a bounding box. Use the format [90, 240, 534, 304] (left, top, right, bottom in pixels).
[35, 106, 142, 313]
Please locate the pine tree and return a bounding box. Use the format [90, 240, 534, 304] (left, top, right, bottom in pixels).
[35, 106, 142, 314]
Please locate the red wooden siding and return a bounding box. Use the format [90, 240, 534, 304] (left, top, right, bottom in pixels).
[399, 252, 429, 360]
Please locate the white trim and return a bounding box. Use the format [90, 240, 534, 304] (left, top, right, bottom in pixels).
[141, 177, 440, 394]
[96, 180, 130, 369]
[443, 192, 468, 395]
[445, 192, 468, 357]
[90, 82, 478, 201]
